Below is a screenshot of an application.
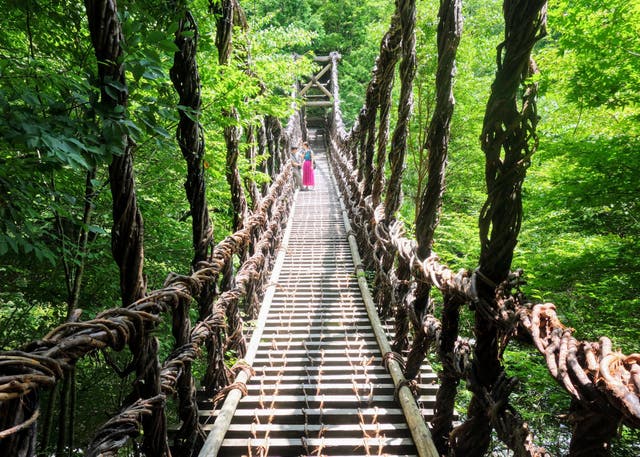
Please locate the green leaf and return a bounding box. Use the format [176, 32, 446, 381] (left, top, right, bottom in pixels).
[148, 30, 166, 42]
[157, 39, 179, 53]
[104, 84, 120, 101]
[88, 225, 107, 235]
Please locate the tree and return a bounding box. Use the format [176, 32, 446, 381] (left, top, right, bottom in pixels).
[548, 0, 640, 108]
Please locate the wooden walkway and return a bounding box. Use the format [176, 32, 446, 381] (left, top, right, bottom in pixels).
[197, 139, 438, 456]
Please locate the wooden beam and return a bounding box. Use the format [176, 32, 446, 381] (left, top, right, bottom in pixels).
[299, 62, 332, 96]
[305, 100, 333, 107]
[315, 81, 334, 99]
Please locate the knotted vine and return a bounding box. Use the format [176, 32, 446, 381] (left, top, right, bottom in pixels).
[327, 0, 640, 456]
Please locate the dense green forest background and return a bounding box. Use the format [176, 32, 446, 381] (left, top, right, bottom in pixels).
[0, 0, 638, 455]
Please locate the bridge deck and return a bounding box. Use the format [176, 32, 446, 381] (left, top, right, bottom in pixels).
[198, 140, 436, 456]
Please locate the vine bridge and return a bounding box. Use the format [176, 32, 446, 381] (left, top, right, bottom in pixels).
[1, 1, 639, 457]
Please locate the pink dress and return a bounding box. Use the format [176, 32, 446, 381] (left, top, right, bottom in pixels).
[302, 151, 315, 186]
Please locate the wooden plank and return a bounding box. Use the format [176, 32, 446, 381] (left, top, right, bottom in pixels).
[257, 340, 380, 347]
[244, 382, 395, 391]
[272, 289, 362, 294]
[303, 100, 334, 107]
[273, 279, 358, 285]
[240, 372, 438, 383]
[237, 394, 398, 402]
[263, 306, 365, 312]
[251, 348, 382, 356]
[232, 395, 437, 405]
[260, 314, 367, 321]
[296, 452, 419, 457]
[252, 355, 381, 362]
[220, 437, 416, 447]
[252, 356, 391, 365]
[199, 411, 437, 425]
[257, 332, 379, 340]
[268, 296, 362, 301]
[202, 407, 399, 416]
[223, 423, 409, 432]
[261, 314, 368, 321]
[243, 383, 439, 394]
[260, 309, 368, 316]
[252, 365, 388, 373]
[277, 267, 354, 273]
[255, 325, 378, 333]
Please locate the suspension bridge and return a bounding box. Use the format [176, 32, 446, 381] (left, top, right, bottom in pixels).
[195, 139, 440, 456]
[1, 1, 639, 456]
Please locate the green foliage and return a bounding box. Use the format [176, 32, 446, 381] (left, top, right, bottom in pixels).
[523, 135, 639, 239]
[0, 1, 102, 261]
[546, 0, 640, 108]
[244, 0, 318, 32]
[0, 290, 66, 350]
[245, 0, 394, 123]
[0, 0, 639, 454]
[400, 0, 640, 453]
[517, 132, 640, 353]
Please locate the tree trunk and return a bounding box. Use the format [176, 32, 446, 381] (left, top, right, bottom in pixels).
[38, 385, 57, 456]
[67, 170, 97, 319]
[405, 0, 460, 385]
[431, 295, 462, 455]
[0, 390, 39, 457]
[569, 400, 621, 457]
[170, 9, 213, 269]
[55, 373, 70, 457]
[414, 0, 462, 258]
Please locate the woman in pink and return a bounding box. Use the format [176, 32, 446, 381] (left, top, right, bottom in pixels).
[301, 142, 315, 190]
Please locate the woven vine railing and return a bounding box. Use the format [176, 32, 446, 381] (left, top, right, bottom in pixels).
[0, 155, 298, 456]
[0, 0, 302, 453]
[327, 0, 640, 456]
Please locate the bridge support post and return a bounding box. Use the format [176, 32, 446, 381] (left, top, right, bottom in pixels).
[0, 391, 38, 457]
[569, 400, 621, 457]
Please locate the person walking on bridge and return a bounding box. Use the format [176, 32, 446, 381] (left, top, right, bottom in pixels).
[290, 145, 303, 190]
[301, 141, 315, 190]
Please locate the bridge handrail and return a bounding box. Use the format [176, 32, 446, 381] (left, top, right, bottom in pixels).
[88, 164, 296, 455]
[326, 0, 640, 455]
[329, 140, 640, 424]
[0, 160, 295, 455]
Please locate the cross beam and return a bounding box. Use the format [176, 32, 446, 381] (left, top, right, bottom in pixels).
[298, 54, 339, 107]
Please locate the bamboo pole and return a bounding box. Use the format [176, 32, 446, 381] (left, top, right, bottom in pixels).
[197, 190, 299, 457]
[329, 172, 440, 457]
